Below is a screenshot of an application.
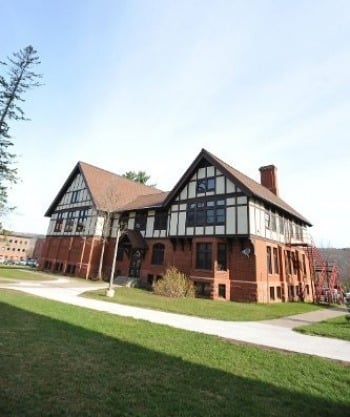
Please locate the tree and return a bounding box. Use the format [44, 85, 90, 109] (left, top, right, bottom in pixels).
[122, 170, 153, 185]
[0, 46, 42, 227]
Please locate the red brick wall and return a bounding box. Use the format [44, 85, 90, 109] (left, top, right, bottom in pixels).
[40, 234, 313, 303]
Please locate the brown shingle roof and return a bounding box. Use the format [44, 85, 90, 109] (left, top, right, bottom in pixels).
[45, 162, 163, 216]
[205, 150, 311, 225]
[121, 191, 170, 211]
[79, 162, 163, 211]
[164, 149, 312, 226]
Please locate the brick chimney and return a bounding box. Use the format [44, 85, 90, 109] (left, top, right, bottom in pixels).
[259, 165, 278, 196]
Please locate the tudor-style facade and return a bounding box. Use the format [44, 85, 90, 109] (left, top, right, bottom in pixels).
[40, 149, 314, 303]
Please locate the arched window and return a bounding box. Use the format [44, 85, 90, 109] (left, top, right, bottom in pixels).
[151, 243, 165, 265]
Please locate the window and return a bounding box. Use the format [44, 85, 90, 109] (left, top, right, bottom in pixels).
[270, 286, 275, 300]
[302, 254, 306, 274]
[64, 211, 75, 232]
[279, 217, 284, 234]
[218, 284, 226, 298]
[66, 264, 76, 274]
[71, 190, 80, 203]
[195, 281, 211, 297]
[276, 286, 282, 299]
[285, 251, 291, 275]
[147, 274, 154, 285]
[267, 246, 272, 274]
[270, 213, 276, 231]
[273, 247, 279, 274]
[196, 177, 216, 193]
[76, 209, 88, 232]
[135, 212, 147, 231]
[217, 243, 227, 271]
[154, 211, 168, 230]
[186, 199, 225, 227]
[196, 243, 212, 270]
[54, 262, 63, 272]
[151, 243, 165, 265]
[54, 212, 64, 232]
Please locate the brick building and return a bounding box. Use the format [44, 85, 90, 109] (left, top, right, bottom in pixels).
[0, 231, 44, 264]
[40, 149, 314, 302]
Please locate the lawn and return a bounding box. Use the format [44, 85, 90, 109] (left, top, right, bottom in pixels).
[0, 289, 349, 417]
[0, 290, 350, 417]
[83, 287, 329, 321]
[296, 315, 350, 341]
[0, 266, 54, 282]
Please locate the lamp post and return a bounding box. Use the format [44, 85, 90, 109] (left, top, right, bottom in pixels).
[106, 221, 127, 297]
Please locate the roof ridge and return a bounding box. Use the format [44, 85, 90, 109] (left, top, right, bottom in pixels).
[78, 161, 163, 193]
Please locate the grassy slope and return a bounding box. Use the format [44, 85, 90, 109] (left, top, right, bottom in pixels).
[0, 289, 349, 417]
[296, 315, 350, 341]
[0, 266, 54, 281]
[83, 287, 329, 321]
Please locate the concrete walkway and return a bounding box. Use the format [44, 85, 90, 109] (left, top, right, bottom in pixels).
[1, 278, 350, 363]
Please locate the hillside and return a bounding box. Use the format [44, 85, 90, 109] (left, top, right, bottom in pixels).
[318, 248, 350, 285]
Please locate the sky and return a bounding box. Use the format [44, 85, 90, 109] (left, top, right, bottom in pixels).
[1, 0, 349, 248]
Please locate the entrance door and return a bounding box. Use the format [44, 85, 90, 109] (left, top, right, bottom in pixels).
[129, 249, 142, 278]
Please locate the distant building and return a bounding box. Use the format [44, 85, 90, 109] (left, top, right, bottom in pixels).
[39, 148, 314, 303]
[0, 231, 45, 264]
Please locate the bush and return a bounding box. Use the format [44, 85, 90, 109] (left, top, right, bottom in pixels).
[153, 266, 195, 298]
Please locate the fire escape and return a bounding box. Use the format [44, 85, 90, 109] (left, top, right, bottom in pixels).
[306, 242, 342, 303]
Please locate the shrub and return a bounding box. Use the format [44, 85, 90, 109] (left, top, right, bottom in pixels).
[153, 266, 195, 298]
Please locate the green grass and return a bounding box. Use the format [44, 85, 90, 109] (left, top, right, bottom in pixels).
[83, 287, 329, 321]
[0, 266, 55, 282]
[0, 289, 349, 417]
[296, 315, 350, 341]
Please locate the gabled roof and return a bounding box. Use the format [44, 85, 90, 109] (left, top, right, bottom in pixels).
[163, 148, 312, 226]
[45, 162, 163, 216]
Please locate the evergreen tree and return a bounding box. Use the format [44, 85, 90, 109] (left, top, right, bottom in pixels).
[122, 170, 153, 185]
[0, 46, 42, 227]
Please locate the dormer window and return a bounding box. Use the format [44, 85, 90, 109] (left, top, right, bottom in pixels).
[196, 177, 215, 194]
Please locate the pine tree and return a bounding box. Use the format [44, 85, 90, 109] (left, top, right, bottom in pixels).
[0, 45, 42, 227]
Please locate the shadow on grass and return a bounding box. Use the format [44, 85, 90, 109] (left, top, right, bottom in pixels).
[0, 296, 349, 417]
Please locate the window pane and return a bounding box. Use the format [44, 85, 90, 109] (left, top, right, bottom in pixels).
[217, 243, 227, 270]
[206, 209, 215, 224]
[196, 243, 212, 270]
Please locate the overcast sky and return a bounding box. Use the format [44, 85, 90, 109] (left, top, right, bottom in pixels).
[1, 0, 349, 248]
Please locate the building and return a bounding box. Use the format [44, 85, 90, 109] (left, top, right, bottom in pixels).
[39, 149, 314, 302]
[0, 231, 44, 264]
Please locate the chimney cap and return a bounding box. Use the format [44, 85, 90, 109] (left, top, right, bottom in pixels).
[259, 164, 277, 172]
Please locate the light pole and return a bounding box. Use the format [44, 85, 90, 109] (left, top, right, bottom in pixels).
[106, 221, 127, 297]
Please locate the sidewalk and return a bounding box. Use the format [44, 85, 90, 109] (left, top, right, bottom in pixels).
[1, 278, 350, 363]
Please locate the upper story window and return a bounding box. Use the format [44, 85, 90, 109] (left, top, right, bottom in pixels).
[135, 212, 147, 231]
[279, 217, 285, 234]
[71, 190, 80, 203]
[54, 212, 64, 233]
[154, 211, 168, 230]
[64, 211, 75, 232]
[76, 208, 89, 233]
[196, 177, 216, 194]
[186, 199, 225, 227]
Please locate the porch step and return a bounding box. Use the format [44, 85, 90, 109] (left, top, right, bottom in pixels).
[113, 275, 138, 288]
